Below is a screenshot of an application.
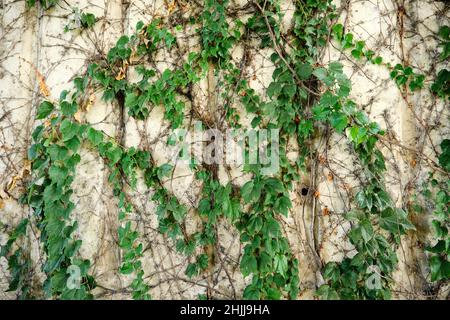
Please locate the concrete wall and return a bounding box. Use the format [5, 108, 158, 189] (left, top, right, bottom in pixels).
[0, 0, 448, 299]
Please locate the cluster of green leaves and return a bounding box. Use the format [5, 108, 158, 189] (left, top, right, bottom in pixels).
[332, 24, 381, 65]
[198, 171, 241, 222]
[332, 23, 425, 92]
[95, 139, 151, 299]
[319, 201, 413, 299]
[18, 49, 162, 298]
[200, 0, 242, 66]
[214, 62, 303, 297]
[431, 69, 450, 100]
[238, 175, 299, 300]
[203, 0, 303, 299]
[0, 219, 33, 299]
[199, 0, 246, 126]
[27, 0, 97, 32]
[330, 21, 449, 293]
[145, 161, 211, 278]
[105, 20, 175, 65]
[219, 64, 245, 126]
[26, 0, 58, 9]
[184, 170, 239, 278]
[294, 0, 337, 62]
[389, 64, 425, 92]
[83, 18, 230, 295]
[273, 0, 337, 168]
[64, 10, 97, 33]
[208, 0, 331, 300]
[439, 139, 450, 172]
[226, 0, 337, 299]
[419, 140, 450, 282]
[188, 2, 297, 300]
[87, 21, 198, 128]
[312, 61, 415, 299]
[80, 12, 96, 29]
[437, 25, 450, 61]
[24, 96, 95, 299]
[293, 10, 418, 297]
[425, 179, 450, 282]
[247, 0, 282, 49]
[423, 29, 450, 282]
[124, 66, 194, 127]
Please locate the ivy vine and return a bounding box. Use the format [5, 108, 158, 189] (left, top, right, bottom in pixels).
[1, 0, 449, 300]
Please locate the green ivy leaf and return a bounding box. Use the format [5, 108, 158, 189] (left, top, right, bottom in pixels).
[274, 254, 288, 275]
[323, 262, 340, 282]
[60, 119, 79, 142]
[373, 56, 382, 65]
[240, 249, 258, 276]
[296, 63, 313, 80]
[243, 284, 261, 300]
[197, 254, 209, 270]
[36, 101, 54, 119]
[267, 287, 281, 300]
[374, 190, 390, 211]
[275, 195, 292, 217]
[185, 262, 198, 278]
[379, 208, 415, 234]
[264, 178, 284, 194]
[80, 12, 96, 29]
[87, 127, 103, 146]
[431, 220, 448, 239]
[241, 181, 254, 203]
[330, 113, 348, 133]
[355, 190, 372, 210]
[313, 67, 327, 81]
[332, 24, 344, 41]
[65, 136, 81, 153]
[48, 144, 69, 161]
[106, 146, 122, 164]
[360, 219, 374, 243]
[283, 84, 297, 98]
[120, 262, 134, 275]
[430, 256, 450, 282]
[316, 284, 339, 300]
[61, 101, 78, 116]
[267, 82, 282, 98]
[49, 165, 69, 185]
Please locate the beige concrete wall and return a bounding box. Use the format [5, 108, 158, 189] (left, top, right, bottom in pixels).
[0, 0, 448, 299]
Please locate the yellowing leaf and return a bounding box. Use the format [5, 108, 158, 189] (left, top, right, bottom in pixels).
[166, 0, 177, 14]
[6, 175, 19, 192]
[115, 61, 129, 80]
[36, 70, 50, 98]
[115, 69, 126, 80]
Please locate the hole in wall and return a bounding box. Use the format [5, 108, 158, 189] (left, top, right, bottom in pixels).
[301, 187, 309, 196]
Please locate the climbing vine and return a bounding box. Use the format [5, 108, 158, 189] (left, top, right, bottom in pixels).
[422, 140, 450, 283]
[1, 0, 449, 300]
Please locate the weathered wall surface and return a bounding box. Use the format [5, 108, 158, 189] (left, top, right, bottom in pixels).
[0, 0, 448, 299]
